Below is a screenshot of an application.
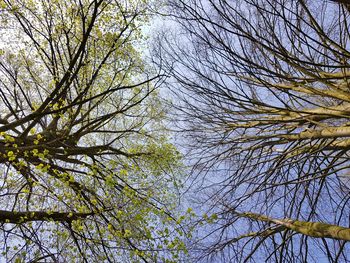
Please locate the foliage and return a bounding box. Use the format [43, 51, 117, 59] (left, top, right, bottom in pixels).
[0, 0, 187, 262]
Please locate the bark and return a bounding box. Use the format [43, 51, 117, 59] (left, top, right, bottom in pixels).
[0, 210, 94, 224]
[238, 211, 350, 241]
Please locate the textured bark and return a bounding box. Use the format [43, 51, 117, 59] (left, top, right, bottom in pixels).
[0, 210, 93, 223]
[238, 212, 350, 241]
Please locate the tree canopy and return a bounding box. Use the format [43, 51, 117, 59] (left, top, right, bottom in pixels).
[3, 0, 350, 262]
[0, 0, 187, 262]
[155, 0, 350, 262]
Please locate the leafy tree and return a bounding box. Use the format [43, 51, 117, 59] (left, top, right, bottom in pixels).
[156, 0, 350, 261]
[0, 0, 186, 262]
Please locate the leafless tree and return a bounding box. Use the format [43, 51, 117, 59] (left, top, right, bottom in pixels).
[156, 0, 350, 261]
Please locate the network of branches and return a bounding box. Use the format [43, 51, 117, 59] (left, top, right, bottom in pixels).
[0, 0, 186, 262]
[156, 0, 350, 262]
[2, 0, 350, 262]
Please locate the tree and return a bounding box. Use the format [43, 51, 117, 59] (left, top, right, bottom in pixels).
[156, 0, 350, 261]
[0, 0, 186, 262]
